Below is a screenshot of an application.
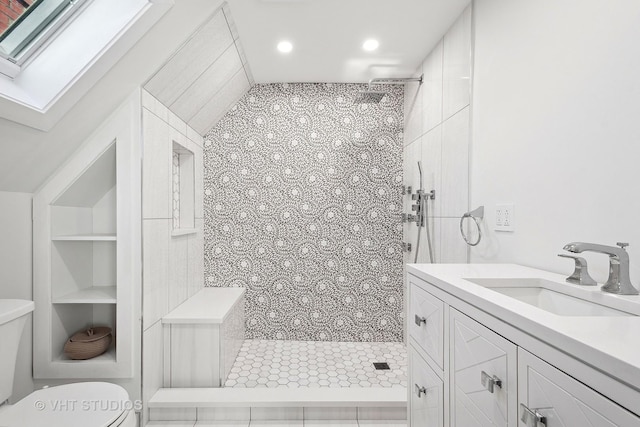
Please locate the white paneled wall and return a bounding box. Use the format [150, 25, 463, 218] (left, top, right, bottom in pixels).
[144, 4, 253, 135]
[422, 40, 444, 134]
[141, 89, 205, 425]
[403, 5, 472, 266]
[442, 7, 472, 120]
[142, 321, 163, 423]
[441, 108, 470, 218]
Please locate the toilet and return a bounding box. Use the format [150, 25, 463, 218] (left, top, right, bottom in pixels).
[0, 299, 136, 427]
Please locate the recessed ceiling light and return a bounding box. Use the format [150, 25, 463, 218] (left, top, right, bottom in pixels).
[277, 41, 293, 53]
[362, 39, 379, 51]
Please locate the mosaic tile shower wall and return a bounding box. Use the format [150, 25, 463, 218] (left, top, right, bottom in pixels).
[203, 83, 404, 341]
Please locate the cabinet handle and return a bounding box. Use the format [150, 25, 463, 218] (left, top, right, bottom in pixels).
[414, 314, 427, 326]
[480, 371, 502, 393]
[520, 404, 547, 427]
[414, 383, 427, 398]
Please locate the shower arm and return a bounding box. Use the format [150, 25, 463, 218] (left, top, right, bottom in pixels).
[367, 75, 424, 90]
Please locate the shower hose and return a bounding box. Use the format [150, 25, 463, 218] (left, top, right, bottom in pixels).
[414, 195, 434, 264]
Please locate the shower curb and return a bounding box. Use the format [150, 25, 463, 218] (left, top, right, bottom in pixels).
[149, 386, 406, 408]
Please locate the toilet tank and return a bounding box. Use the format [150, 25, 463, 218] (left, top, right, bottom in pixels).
[0, 300, 34, 404]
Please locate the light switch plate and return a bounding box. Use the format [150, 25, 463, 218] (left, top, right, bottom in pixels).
[495, 203, 514, 231]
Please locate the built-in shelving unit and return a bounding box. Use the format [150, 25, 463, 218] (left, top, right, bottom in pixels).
[33, 96, 141, 380]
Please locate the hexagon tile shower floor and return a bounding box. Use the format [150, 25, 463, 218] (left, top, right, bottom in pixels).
[225, 340, 407, 388]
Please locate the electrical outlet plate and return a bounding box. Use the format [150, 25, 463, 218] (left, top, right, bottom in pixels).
[495, 203, 514, 231]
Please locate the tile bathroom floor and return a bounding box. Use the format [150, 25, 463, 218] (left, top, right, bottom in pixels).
[225, 340, 407, 388]
[149, 421, 406, 427]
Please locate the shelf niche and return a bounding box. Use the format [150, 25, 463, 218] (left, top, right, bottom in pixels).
[51, 303, 116, 363]
[50, 143, 117, 304]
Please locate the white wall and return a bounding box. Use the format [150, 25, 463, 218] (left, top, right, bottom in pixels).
[0, 191, 33, 402]
[403, 5, 472, 265]
[144, 4, 254, 135]
[0, 0, 225, 193]
[470, 0, 640, 285]
[141, 89, 204, 425]
[140, 13, 245, 413]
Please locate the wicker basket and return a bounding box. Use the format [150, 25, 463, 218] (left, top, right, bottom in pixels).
[63, 326, 112, 360]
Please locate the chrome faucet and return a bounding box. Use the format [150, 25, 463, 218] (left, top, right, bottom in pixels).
[563, 242, 639, 295]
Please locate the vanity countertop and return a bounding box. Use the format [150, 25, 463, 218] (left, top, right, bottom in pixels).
[407, 263, 640, 392]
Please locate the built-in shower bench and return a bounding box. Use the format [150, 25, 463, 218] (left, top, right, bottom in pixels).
[161, 287, 245, 388]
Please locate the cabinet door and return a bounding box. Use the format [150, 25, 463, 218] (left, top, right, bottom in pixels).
[451, 309, 518, 427]
[518, 349, 640, 427]
[409, 281, 445, 369]
[410, 346, 444, 427]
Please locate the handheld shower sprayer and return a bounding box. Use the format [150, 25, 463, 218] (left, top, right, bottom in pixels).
[413, 161, 434, 264]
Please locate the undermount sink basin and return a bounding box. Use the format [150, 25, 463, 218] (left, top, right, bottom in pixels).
[465, 278, 634, 317]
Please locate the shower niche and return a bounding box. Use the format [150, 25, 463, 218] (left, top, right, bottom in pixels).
[171, 141, 196, 235]
[33, 97, 141, 379]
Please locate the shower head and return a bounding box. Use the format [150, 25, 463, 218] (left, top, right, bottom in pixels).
[354, 90, 387, 104]
[354, 74, 424, 104]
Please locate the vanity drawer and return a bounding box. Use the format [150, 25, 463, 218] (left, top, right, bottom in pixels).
[451, 309, 517, 427]
[410, 346, 444, 427]
[518, 349, 640, 427]
[409, 281, 444, 369]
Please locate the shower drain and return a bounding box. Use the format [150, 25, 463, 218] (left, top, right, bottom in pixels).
[373, 362, 390, 370]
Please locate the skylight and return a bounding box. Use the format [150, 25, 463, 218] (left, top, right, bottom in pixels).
[0, 0, 89, 64]
[0, 0, 171, 130]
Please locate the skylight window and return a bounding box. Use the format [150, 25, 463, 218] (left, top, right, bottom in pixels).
[0, 0, 89, 65]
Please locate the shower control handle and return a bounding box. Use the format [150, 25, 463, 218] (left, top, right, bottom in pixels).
[414, 384, 427, 398]
[414, 314, 427, 327]
[402, 213, 418, 223]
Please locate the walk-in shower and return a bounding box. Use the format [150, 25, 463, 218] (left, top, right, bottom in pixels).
[201, 82, 409, 392]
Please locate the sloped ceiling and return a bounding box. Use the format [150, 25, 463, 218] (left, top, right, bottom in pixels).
[226, 0, 472, 83]
[0, 0, 470, 192]
[0, 0, 225, 193]
[144, 4, 254, 135]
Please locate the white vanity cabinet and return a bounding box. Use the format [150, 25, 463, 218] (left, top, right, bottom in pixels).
[407, 272, 640, 427]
